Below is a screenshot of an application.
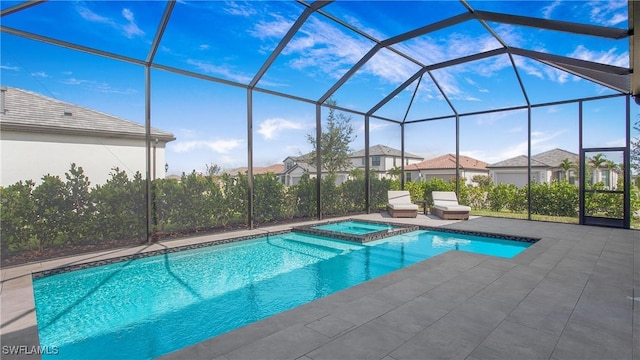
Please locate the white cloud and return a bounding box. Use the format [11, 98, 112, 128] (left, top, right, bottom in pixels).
[541, 0, 563, 19]
[76, 6, 111, 24]
[186, 59, 252, 84]
[172, 139, 243, 154]
[249, 14, 293, 40]
[463, 129, 566, 164]
[568, 45, 628, 67]
[224, 1, 257, 17]
[357, 121, 388, 134]
[121, 8, 144, 39]
[199, 44, 210, 51]
[258, 118, 306, 140]
[61, 77, 90, 85]
[30, 72, 49, 78]
[59, 77, 136, 94]
[1, 65, 20, 71]
[76, 5, 144, 39]
[587, 0, 627, 26]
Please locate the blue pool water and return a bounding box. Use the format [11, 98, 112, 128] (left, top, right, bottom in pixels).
[33, 230, 531, 359]
[312, 221, 395, 234]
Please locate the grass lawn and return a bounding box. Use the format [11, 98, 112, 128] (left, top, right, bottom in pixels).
[471, 209, 640, 229]
[471, 209, 579, 224]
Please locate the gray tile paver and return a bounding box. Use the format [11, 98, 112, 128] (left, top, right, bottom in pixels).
[2, 215, 638, 360]
[469, 320, 559, 360]
[552, 318, 632, 360]
[307, 322, 405, 360]
[305, 315, 355, 338]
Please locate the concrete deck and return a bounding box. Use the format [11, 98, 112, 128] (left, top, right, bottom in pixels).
[1, 213, 638, 359]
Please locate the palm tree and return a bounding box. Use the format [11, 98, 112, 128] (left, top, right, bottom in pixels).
[558, 158, 576, 182]
[589, 153, 607, 183]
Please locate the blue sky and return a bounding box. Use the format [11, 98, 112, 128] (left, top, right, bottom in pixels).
[1, 0, 636, 176]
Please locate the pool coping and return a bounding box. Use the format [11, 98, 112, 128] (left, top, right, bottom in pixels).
[30, 220, 538, 279]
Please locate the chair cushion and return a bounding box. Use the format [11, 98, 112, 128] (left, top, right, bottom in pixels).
[388, 190, 412, 205]
[388, 203, 419, 210]
[433, 204, 471, 212]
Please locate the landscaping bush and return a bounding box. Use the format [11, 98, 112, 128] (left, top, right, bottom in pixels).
[2, 162, 637, 266]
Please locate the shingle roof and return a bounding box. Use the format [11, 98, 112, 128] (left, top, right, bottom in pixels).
[0, 86, 175, 141]
[488, 155, 548, 168]
[532, 148, 579, 168]
[349, 144, 423, 159]
[405, 154, 488, 171]
[488, 148, 579, 168]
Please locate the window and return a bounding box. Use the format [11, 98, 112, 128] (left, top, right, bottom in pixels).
[285, 161, 293, 170]
[405, 172, 412, 182]
[601, 169, 610, 188]
[372, 156, 381, 167]
[361, 157, 365, 166]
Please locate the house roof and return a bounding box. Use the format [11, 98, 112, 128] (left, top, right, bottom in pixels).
[532, 148, 579, 168]
[0, 87, 175, 141]
[224, 163, 285, 175]
[350, 144, 423, 159]
[405, 154, 488, 171]
[488, 155, 549, 168]
[488, 148, 579, 168]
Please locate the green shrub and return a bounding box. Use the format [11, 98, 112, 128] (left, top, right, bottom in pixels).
[0, 180, 36, 254]
[253, 173, 285, 224]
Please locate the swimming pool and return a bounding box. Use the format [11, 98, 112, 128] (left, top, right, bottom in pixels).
[32, 229, 533, 359]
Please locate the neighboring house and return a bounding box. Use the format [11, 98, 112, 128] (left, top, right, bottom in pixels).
[281, 144, 424, 186]
[405, 154, 489, 184]
[0, 86, 175, 186]
[349, 144, 423, 179]
[223, 163, 286, 182]
[487, 148, 608, 187]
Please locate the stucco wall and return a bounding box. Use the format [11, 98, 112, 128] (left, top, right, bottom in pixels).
[1, 131, 168, 186]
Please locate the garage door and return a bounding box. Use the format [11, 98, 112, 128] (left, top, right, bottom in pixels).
[495, 172, 528, 187]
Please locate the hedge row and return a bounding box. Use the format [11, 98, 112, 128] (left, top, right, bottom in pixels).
[402, 176, 639, 219]
[0, 165, 391, 257]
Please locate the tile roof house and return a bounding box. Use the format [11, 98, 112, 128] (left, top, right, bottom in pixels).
[281, 144, 424, 186]
[487, 148, 581, 187]
[223, 164, 285, 176]
[405, 154, 489, 184]
[0, 86, 175, 186]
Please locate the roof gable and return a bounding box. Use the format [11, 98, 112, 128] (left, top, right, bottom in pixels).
[349, 144, 423, 159]
[531, 148, 579, 167]
[488, 155, 548, 168]
[488, 148, 579, 168]
[0, 87, 175, 141]
[409, 154, 488, 170]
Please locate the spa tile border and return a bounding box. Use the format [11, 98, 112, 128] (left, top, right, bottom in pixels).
[292, 218, 419, 243]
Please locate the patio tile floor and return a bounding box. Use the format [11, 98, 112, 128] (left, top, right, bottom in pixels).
[1, 213, 638, 360]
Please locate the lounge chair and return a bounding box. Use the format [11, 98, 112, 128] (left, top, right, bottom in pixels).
[431, 191, 470, 220]
[387, 190, 418, 218]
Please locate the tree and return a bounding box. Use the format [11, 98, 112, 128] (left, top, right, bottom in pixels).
[306, 99, 355, 176]
[589, 153, 607, 183]
[471, 175, 492, 188]
[386, 166, 403, 180]
[205, 163, 221, 177]
[558, 158, 577, 182]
